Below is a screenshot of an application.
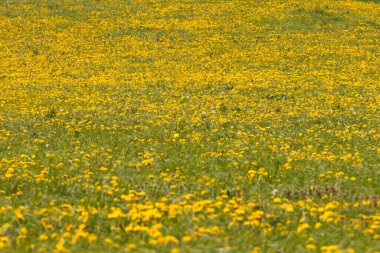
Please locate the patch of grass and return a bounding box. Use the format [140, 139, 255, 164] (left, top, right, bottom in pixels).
[0, 0, 379, 252]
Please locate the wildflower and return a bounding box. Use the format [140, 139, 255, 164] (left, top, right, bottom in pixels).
[108, 207, 127, 219]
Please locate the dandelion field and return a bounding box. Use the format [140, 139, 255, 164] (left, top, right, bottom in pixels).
[0, 0, 379, 252]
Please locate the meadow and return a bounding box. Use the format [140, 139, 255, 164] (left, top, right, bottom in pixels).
[0, 0, 379, 252]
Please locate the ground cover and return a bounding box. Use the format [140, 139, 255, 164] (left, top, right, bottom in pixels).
[0, 0, 379, 252]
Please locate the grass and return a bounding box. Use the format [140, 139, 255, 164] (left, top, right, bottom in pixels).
[0, 0, 379, 252]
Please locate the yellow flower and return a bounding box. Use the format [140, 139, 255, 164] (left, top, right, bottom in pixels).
[296, 223, 310, 233]
[171, 248, 180, 253]
[156, 235, 179, 245]
[306, 244, 316, 250]
[280, 203, 294, 213]
[141, 158, 155, 166]
[108, 207, 127, 219]
[0, 236, 10, 249]
[251, 247, 260, 253]
[104, 238, 113, 244]
[320, 245, 341, 253]
[100, 166, 109, 171]
[39, 234, 49, 241]
[14, 208, 25, 221]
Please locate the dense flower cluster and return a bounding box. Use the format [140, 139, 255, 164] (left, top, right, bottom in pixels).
[0, 0, 379, 252]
